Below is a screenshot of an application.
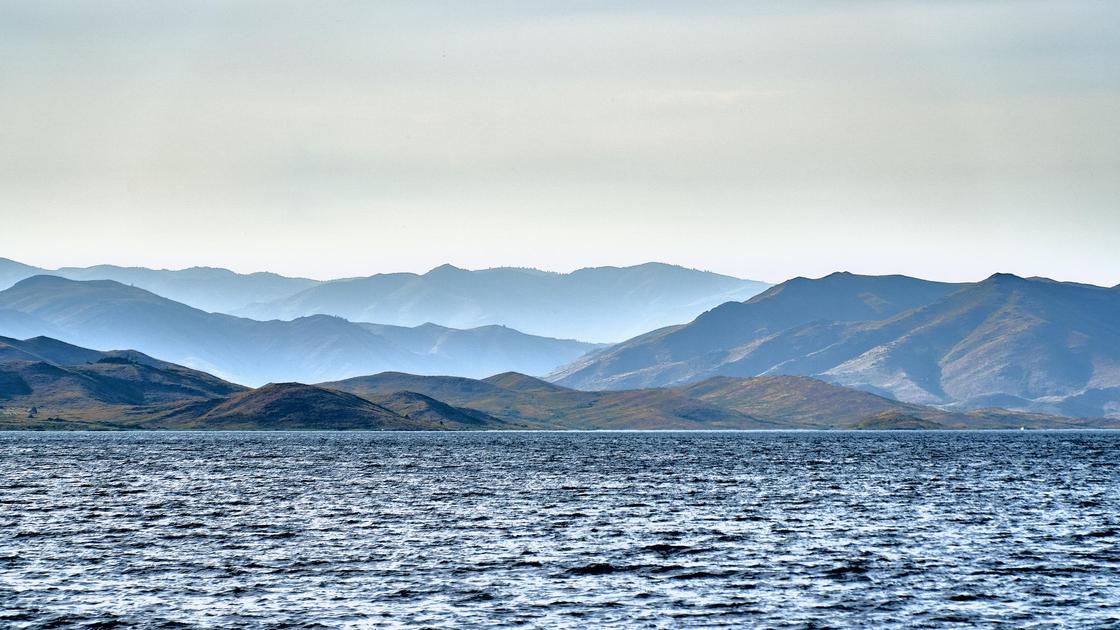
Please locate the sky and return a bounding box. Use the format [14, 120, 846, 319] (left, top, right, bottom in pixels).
[1, 1, 1117, 285]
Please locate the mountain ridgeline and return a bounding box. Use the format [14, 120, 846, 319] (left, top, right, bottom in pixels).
[1, 257, 1117, 421]
[232, 263, 770, 343]
[0, 258, 319, 315]
[0, 276, 599, 386]
[552, 272, 1120, 419]
[0, 259, 770, 343]
[2, 335, 1111, 431]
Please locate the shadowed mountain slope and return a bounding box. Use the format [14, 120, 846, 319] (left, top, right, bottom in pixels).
[0, 338, 247, 427]
[553, 273, 1120, 419]
[149, 383, 426, 430]
[365, 391, 516, 429]
[675, 375, 1092, 429]
[1, 337, 1111, 431]
[322, 372, 782, 430]
[0, 338, 514, 430]
[552, 272, 961, 389]
[819, 274, 1120, 415]
[326, 371, 1113, 430]
[1, 335, 108, 365]
[0, 358, 244, 410]
[0, 276, 598, 385]
[676, 375, 936, 428]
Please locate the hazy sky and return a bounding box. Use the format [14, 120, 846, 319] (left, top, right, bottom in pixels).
[1, 1, 1117, 284]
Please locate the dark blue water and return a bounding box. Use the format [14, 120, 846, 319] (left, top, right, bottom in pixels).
[1, 431, 1118, 628]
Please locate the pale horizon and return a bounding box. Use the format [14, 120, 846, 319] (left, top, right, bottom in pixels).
[2, 1, 1118, 286]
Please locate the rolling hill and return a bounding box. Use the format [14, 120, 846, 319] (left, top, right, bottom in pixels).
[322, 371, 781, 430]
[0, 335, 247, 427]
[0, 337, 516, 430]
[149, 383, 432, 431]
[322, 371, 1103, 430]
[2, 336, 1111, 431]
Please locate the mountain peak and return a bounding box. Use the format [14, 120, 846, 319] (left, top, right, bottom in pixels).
[482, 371, 570, 392]
[9, 274, 141, 292]
[426, 263, 465, 275]
[10, 274, 69, 289]
[984, 272, 1026, 283]
[256, 381, 311, 392]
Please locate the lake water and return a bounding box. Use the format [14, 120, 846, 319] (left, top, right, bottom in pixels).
[1, 431, 1118, 628]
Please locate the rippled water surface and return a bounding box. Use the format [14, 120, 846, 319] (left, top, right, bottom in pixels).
[2, 431, 1119, 628]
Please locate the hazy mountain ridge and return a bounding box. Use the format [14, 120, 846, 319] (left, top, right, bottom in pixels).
[3, 260, 1116, 420]
[552, 273, 1120, 419]
[0, 258, 771, 343]
[235, 262, 770, 342]
[2, 336, 1111, 431]
[0, 276, 599, 386]
[0, 258, 320, 314]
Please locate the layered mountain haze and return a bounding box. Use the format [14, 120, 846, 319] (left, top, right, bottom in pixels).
[0, 258, 319, 314]
[235, 263, 770, 342]
[0, 308, 62, 341]
[553, 273, 1120, 419]
[2, 258, 1116, 421]
[0, 259, 43, 292]
[0, 259, 769, 343]
[0, 276, 599, 385]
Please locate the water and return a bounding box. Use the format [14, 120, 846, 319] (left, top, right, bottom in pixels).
[1, 431, 1118, 629]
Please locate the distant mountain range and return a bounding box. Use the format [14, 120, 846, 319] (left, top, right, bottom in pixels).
[233, 263, 770, 342]
[3, 258, 1117, 421]
[0, 258, 318, 314]
[552, 272, 1120, 419]
[4, 335, 1110, 431]
[0, 259, 770, 343]
[0, 276, 599, 386]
